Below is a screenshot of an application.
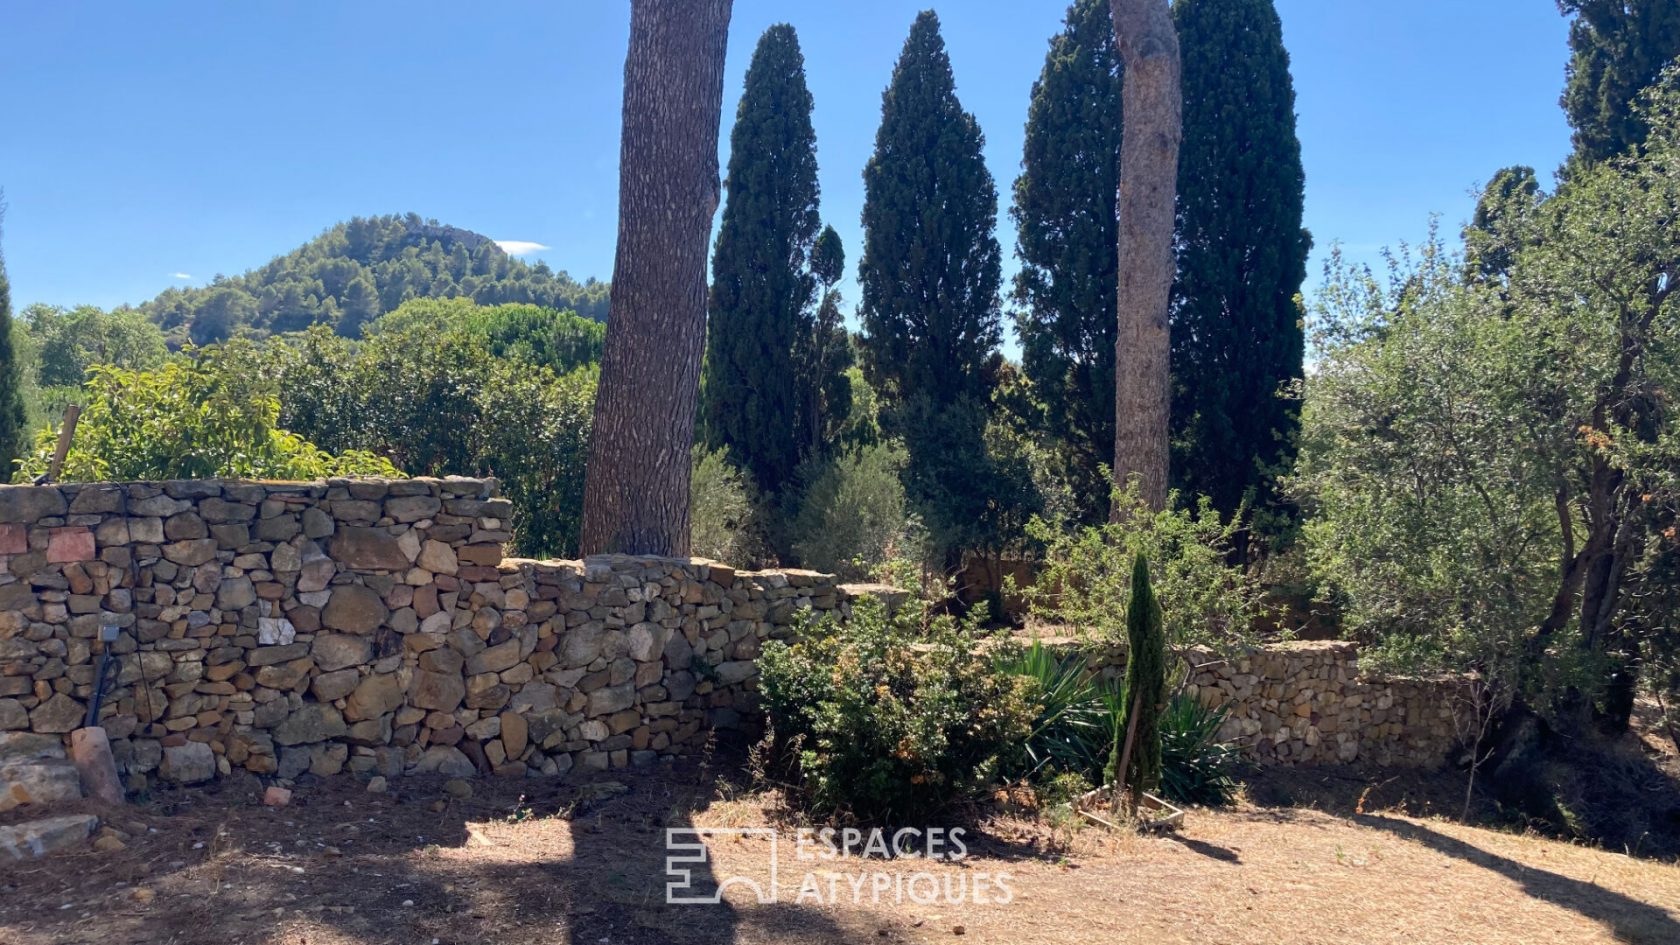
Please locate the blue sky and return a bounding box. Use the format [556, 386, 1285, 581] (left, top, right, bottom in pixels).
[1, 1, 1573, 332]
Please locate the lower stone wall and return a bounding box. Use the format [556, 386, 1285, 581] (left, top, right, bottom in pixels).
[1068, 639, 1476, 767]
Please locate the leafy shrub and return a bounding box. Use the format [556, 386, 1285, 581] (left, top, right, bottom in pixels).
[689, 446, 763, 564]
[18, 340, 399, 482]
[757, 597, 1034, 824]
[475, 362, 595, 558]
[1026, 486, 1268, 650]
[272, 315, 599, 559]
[791, 443, 922, 580]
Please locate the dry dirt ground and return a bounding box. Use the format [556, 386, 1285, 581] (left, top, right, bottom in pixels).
[3, 757, 1679, 945]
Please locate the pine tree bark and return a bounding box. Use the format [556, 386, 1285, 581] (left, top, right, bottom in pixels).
[580, 0, 733, 556]
[1108, 0, 1181, 516]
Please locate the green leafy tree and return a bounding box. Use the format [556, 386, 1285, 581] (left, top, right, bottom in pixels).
[859, 11, 1003, 563]
[1295, 77, 1680, 735]
[475, 362, 596, 557]
[1011, 0, 1123, 522]
[1465, 165, 1543, 284]
[702, 24, 822, 500]
[0, 200, 27, 473]
[22, 304, 167, 387]
[1026, 485, 1266, 651]
[791, 442, 915, 581]
[1560, 0, 1680, 166]
[1169, 0, 1309, 532]
[271, 307, 602, 558]
[688, 446, 763, 565]
[17, 340, 399, 482]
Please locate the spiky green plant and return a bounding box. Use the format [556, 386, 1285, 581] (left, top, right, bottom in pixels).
[994, 640, 1113, 778]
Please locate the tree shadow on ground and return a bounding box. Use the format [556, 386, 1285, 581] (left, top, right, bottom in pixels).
[1352, 812, 1680, 945]
[0, 765, 896, 945]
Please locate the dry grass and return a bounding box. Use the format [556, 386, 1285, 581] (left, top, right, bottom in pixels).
[1, 765, 1677, 945]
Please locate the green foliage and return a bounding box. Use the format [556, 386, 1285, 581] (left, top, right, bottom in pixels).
[1026, 486, 1268, 650]
[139, 213, 608, 343]
[1464, 165, 1542, 284]
[272, 304, 601, 559]
[474, 362, 595, 557]
[1158, 692, 1241, 807]
[372, 298, 605, 374]
[1290, 237, 1547, 672]
[993, 640, 1114, 780]
[1560, 0, 1680, 166]
[1010, 0, 1122, 523]
[1112, 554, 1166, 797]
[0, 203, 27, 474]
[17, 340, 400, 482]
[794, 226, 855, 466]
[703, 24, 822, 500]
[21, 303, 167, 388]
[1294, 79, 1680, 720]
[791, 442, 918, 581]
[859, 12, 1003, 564]
[995, 642, 1241, 806]
[688, 446, 763, 565]
[859, 12, 1001, 407]
[1169, 0, 1309, 532]
[757, 597, 1034, 824]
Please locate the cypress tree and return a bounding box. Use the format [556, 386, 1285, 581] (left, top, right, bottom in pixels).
[0, 196, 29, 477]
[1111, 552, 1164, 798]
[1560, 0, 1680, 167]
[859, 11, 1003, 559]
[1011, 0, 1122, 523]
[795, 225, 853, 458]
[1169, 0, 1308, 528]
[702, 23, 821, 499]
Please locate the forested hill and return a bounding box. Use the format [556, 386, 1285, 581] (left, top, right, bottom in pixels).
[139, 213, 610, 345]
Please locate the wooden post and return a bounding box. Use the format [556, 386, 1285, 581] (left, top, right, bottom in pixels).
[44, 404, 80, 483]
[1114, 689, 1143, 813]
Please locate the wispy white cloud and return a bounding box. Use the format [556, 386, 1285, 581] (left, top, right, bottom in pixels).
[170, 272, 194, 280]
[495, 240, 549, 257]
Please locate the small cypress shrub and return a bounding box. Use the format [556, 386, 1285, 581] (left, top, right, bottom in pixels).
[1109, 552, 1166, 798]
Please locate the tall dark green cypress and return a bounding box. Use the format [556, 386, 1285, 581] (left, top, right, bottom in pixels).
[1560, 0, 1680, 167]
[1169, 0, 1308, 527]
[1011, 0, 1122, 523]
[859, 11, 1003, 559]
[0, 196, 29, 477]
[702, 24, 820, 498]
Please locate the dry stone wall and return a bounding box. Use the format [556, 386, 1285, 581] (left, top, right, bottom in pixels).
[0, 477, 873, 790]
[1070, 639, 1476, 767]
[0, 477, 1474, 790]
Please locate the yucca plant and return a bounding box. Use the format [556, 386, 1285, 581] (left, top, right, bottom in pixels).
[994, 640, 1114, 778]
[1158, 691, 1241, 806]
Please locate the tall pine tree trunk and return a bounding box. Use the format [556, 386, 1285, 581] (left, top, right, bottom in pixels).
[1108, 0, 1180, 515]
[580, 0, 733, 556]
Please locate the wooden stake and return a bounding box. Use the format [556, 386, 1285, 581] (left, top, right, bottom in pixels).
[1114, 689, 1143, 813]
[44, 404, 81, 483]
